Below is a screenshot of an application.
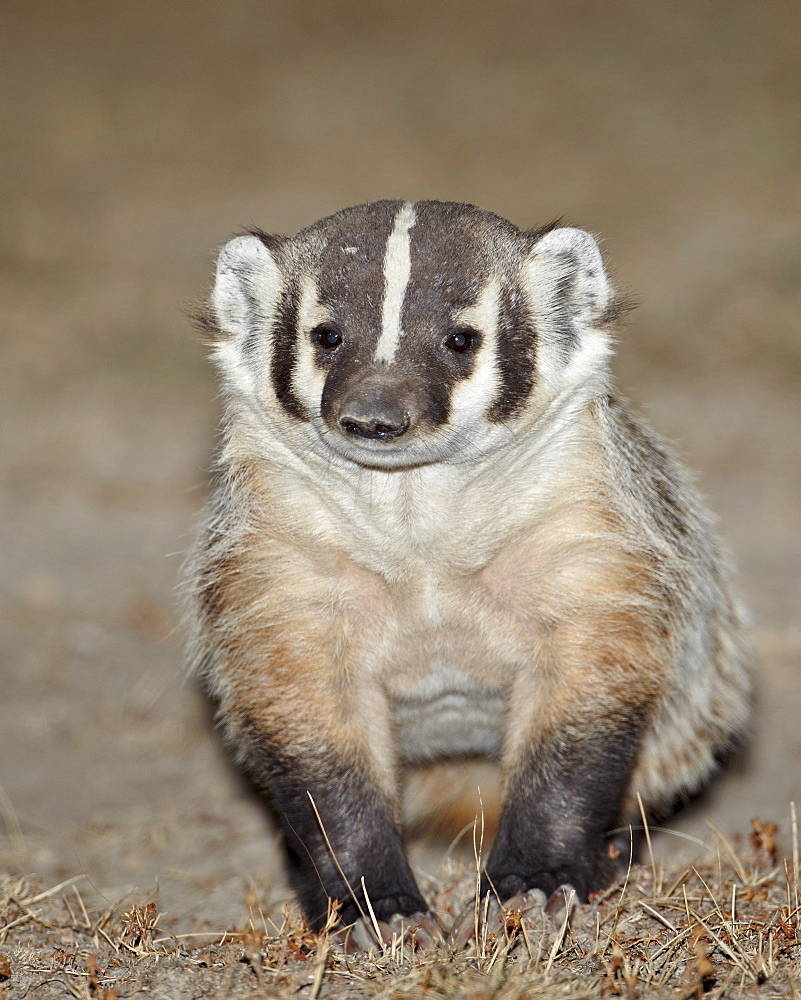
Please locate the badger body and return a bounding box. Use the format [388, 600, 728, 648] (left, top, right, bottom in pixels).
[187, 200, 752, 934]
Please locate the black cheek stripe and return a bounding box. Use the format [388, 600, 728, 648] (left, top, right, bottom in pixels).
[269, 285, 309, 422]
[487, 286, 537, 423]
[425, 378, 451, 429]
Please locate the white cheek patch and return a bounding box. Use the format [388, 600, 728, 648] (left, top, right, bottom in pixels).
[213, 337, 258, 400]
[375, 202, 416, 364]
[290, 273, 330, 414]
[449, 277, 501, 425]
[559, 329, 614, 402]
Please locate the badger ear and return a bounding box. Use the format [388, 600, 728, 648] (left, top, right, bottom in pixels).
[523, 227, 613, 339]
[211, 233, 284, 341]
[520, 227, 615, 389]
[209, 233, 285, 397]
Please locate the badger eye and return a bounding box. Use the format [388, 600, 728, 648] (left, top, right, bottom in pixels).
[444, 328, 476, 353]
[313, 324, 343, 349]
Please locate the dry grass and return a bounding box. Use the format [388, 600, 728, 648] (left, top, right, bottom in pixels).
[1, 812, 799, 999]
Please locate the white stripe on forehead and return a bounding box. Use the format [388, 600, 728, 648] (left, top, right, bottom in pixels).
[375, 202, 416, 364]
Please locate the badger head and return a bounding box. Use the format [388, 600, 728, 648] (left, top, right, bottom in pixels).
[208, 200, 619, 470]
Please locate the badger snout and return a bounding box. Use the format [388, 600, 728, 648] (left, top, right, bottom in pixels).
[335, 375, 417, 441]
[323, 372, 423, 443]
[321, 365, 450, 460]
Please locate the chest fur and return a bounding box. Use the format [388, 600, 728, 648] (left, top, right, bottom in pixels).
[222, 415, 650, 704]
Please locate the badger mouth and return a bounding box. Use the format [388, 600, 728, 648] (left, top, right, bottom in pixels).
[309, 408, 448, 471]
[321, 422, 435, 469]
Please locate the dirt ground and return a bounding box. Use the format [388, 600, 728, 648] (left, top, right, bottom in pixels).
[1, 2, 800, 995]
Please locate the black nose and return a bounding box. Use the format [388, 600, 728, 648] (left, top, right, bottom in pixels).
[334, 374, 418, 442]
[338, 409, 410, 440]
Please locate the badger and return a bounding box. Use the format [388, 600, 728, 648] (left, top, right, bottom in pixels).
[186, 200, 752, 947]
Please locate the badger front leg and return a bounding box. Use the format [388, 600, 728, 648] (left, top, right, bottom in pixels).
[450, 619, 659, 945]
[484, 713, 643, 905]
[228, 674, 428, 931]
[483, 624, 656, 907]
[488, 625, 659, 919]
[253, 737, 427, 931]
[450, 707, 643, 946]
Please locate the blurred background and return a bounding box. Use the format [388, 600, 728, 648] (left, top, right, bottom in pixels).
[1, 0, 799, 931]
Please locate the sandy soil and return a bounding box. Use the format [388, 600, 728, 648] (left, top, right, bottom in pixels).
[1, 0, 800, 973]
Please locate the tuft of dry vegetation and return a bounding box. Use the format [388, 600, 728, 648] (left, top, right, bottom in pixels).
[1, 812, 799, 999]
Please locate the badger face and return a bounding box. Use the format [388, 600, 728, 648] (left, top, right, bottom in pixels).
[209, 200, 615, 470]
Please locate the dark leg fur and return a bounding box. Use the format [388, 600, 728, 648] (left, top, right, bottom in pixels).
[484, 718, 642, 902]
[249, 743, 427, 928]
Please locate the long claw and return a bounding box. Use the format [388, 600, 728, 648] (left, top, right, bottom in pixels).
[389, 911, 444, 951]
[449, 885, 569, 948]
[544, 883, 577, 918]
[448, 902, 473, 950]
[501, 888, 547, 916]
[448, 896, 500, 950]
[335, 911, 443, 954]
[333, 916, 393, 954]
